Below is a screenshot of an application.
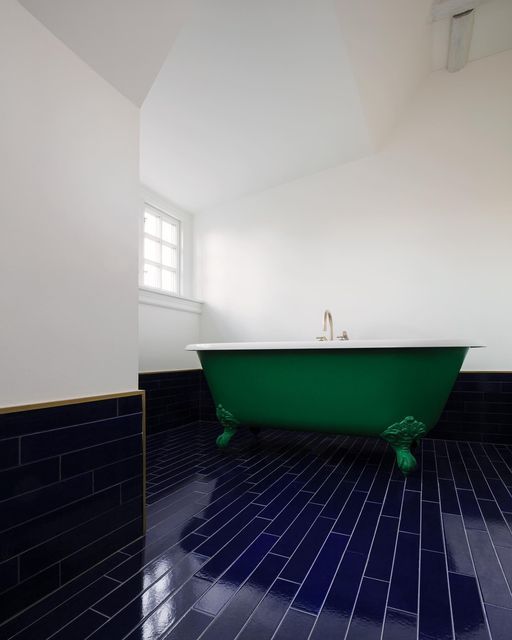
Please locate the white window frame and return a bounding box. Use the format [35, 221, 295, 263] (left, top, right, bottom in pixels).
[140, 203, 181, 296]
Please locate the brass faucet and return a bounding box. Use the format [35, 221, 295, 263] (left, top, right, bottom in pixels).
[323, 309, 334, 341]
[316, 309, 334, 341]
[315, 309, 349, 341]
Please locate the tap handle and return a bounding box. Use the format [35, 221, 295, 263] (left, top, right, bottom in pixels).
[315, 336, 328, 341]
[336, 331, 349, 341]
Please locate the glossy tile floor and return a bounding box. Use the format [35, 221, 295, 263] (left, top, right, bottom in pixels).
[2, 422, 512, 639]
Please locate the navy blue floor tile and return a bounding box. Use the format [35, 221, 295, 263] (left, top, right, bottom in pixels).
[237, 578, 299, 640]
[388, 532, 420, 614]
[439, 478, 461, 514]
[449, 572, 490, 640]
[272, 608, 316, 640]
[365, 515, 399, 581]
[382, 480, 404, 517]
[347, 501, 381, 555]
[495, 545, 512, 588]
[459, 489, 487, 530]
[309, 551, 366, 640]
[345, 577, 388, 640]
[194, 520, 271, 583]
[194, 533, 276, 614]
[422, 470, 440, 502]
[3, 425, 512, 640]
[443, 513, 475, 576]
[467, 529, 512, 609]
[421, 500, 444, 552]
[266, 490, 312, 535]
[291, 532, 348, 615]
[367, 466, 392, 503]
[437, 456, 453, 480]
[49, 609, 107, 640]
[400, 489, 421, 534]
[280, 516, 333, 583]
[479, 499, 512, 548]
[419, 549, 452, 640]
[159, 609, 213, 640]
[195, 553, 287, 640]
[486, 604, 512, 640]
[332, 490, 367, 535]
[382, 608, 417, 640]
[10, 576, 118, 640]
[268, 502, 322, 557]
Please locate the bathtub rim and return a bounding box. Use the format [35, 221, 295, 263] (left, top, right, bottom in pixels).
[186, 339, 484, 351]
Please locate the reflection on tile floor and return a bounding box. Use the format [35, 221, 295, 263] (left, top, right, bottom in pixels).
[2, 421, 512, 639]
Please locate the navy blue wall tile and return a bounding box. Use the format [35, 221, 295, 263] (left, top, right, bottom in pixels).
[433, 372, 512, 443]
[21, 413, 141, 463]
[61, 516, 143, 583]
[0, 458, 59, 501]
[0, 486, 120, 561]
[0, 394, 144, 623]
[61, 434, 141, 479]
[0, 399, 118, 438]
[118, 394, 143, 416]
[20, 498, 141, 580]
[0, 557, 18, 594]
[138, 370, 202, 435]
[0, 437, 19, 470]
[94, 454, 142, 491]
[1, 471, 93, 534]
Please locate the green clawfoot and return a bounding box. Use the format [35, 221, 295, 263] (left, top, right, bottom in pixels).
[380, 416, 427, 476]
[215, 404, 239, 449]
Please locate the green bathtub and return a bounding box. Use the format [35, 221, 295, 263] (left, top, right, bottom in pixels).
[186, 340, 480, 475]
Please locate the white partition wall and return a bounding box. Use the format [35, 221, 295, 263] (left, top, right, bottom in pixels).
[0, 0, 140, 406]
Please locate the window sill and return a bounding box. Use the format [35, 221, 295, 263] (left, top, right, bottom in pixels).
[138, 287, 203, 314]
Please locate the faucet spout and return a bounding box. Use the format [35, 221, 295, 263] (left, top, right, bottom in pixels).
[323, 310, 334, 341]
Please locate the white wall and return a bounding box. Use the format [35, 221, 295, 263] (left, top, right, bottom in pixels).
[195, 50, 512, 371]
[138, 305, 200, 372]
[0, 0, 140, 406]
[138, 188, 201, 372]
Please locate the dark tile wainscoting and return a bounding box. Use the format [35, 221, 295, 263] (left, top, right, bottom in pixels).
[138, 370, 216, 435]
[140, 370, 512, 444]
[434, 372, 512, 443]
[0, 393, 145, 623]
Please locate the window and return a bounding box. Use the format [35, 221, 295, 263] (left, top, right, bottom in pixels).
[141, 204, 180, 295]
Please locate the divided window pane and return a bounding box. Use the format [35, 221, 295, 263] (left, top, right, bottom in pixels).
[142, 205, 180, 295]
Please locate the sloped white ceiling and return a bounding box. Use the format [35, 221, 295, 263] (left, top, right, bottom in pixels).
[140, 0, 373, 212]
[20, 0, 512, 211]
[335, 0, 433, 146]
[18, 0, 195, 105]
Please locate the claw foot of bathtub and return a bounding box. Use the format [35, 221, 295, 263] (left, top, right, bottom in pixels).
[215, 405, 239, 449]
[380, 416, 427, 476]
